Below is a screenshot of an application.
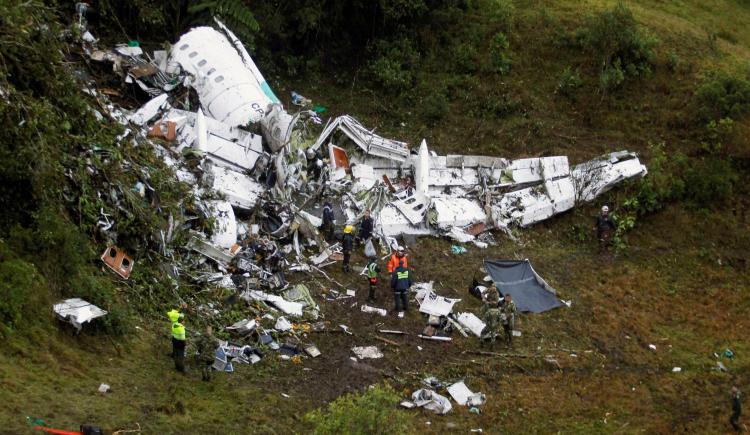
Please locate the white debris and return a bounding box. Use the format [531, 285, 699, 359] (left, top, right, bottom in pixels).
[207, 200, 237, 249]
[352, 346, 383, 359]
[127, 93, 169, 126]
[456, 312, 487, 337]
[672, 367, 682, 373]
[417, 291, 461, 317]
[53, 298, 108, 331]
[360, 305, 387, 316]
[274, 316, 293, 332]
[447, 381, 486, 407]
[98, 383, 110, 394]
[411, 389, 453, 414]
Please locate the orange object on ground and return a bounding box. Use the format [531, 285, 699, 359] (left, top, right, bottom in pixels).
[100, 245, 134, 279]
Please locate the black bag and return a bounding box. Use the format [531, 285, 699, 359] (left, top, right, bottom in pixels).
[81, 425, 104, 435]
[469, 278, 483, 300]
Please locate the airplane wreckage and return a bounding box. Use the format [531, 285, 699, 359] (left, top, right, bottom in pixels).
[80, 19, 647, 275]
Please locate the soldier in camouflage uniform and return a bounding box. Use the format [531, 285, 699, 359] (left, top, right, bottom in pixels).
[500, 294, 518, 347]
[481, 284, 502, 346]
[196, 326, 218, 382]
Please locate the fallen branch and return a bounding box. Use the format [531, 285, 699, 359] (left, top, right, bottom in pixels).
[374, 335, 401, 347]
[466, 350, 539, 358]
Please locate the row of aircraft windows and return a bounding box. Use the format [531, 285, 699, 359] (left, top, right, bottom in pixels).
[179, 43, 224, 83]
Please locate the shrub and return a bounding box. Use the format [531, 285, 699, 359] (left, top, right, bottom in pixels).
[454, 42, 480, 73]
[488, 32, 512, 75]
[304, 384, 414, 435]
[422, 90, 451, 124]
[557, 67, 583, 97]
[0, 242, 48, 336]
[576, 3, 657, 92]
[694, 73, 750, 123]
[683, 158, 739, 208]
[666, 50, 681, 72]
[368, 37, 421, 92]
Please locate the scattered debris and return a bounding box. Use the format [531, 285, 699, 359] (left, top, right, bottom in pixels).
[361, 305, 387, 316]
[97, 384, 110, 394]
[672, 367, 681, 373]
[446, 381, 486, 408]
[53, 298, 108, 331]
[352, 346, 384, 359]
[411, 389, 453, 414]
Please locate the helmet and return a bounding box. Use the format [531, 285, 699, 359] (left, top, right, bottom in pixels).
[306, 148, 315, 159]
[344, 225, 354, 234]
[602, 205, 609, 213]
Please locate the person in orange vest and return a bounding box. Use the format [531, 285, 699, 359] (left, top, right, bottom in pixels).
[387, 246, 408, 273]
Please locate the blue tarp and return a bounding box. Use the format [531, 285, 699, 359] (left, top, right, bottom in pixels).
[483, 259, 563, 313]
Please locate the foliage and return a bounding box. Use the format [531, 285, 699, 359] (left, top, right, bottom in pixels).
[368, 37, 421, 92]
[666, 50, 681, 72]
[422, 88, 451, 124]
[304, 384, 414, 435]
[488, 32, 513, 74]
[189, 0, 260, 48]
[0, 241, 48, 337]
[576, 3, 657, 92]
[693, 73, 750, 123]
[557, 67, 583, 97]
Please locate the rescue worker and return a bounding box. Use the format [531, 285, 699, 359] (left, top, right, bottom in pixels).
[391, 260, 412, 318]
[594, 205, 616, 253]
[500, 294, 518, 347]
[480, 284, 501, 346]
[321, 202, 335, 241]
[342, 225, 354, 272]
[171, 316, 187, 373]
[196, 326, 218, 382]
[166, 304, 186, 358]
[387, 246, 408, 273]
[366, 256, 380, 302]
[358, 209, 374, 243]
[731, 385, 743, 432]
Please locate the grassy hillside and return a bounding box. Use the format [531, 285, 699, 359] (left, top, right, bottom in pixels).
[0, 0, 748, 433]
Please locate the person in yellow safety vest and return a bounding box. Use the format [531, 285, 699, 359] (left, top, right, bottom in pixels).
[366, 257, 380, 303]
[172, 318, 186, 373]
[166, 305, 186, 358]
